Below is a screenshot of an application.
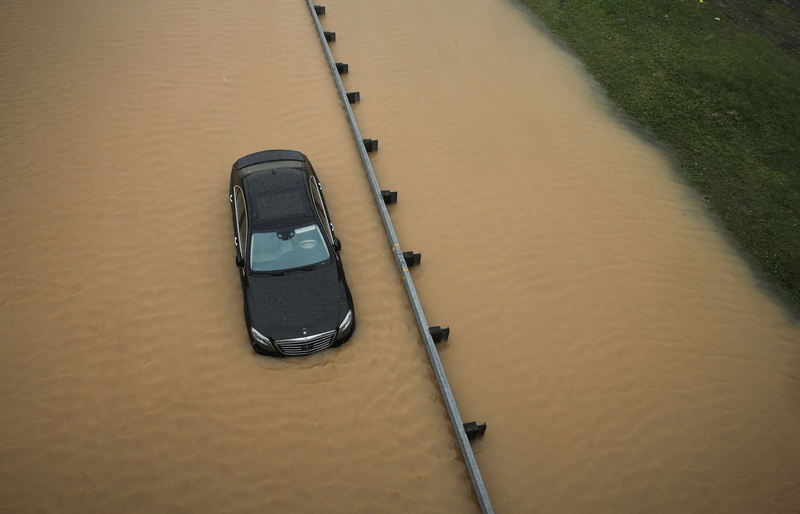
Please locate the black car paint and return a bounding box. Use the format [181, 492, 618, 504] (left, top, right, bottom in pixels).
[230, 150, 355, 356]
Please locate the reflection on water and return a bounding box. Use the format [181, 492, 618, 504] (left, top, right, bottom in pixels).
[1, 0, 799, 512]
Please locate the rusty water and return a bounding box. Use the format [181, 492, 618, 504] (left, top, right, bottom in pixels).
[1, 0, 799, 513]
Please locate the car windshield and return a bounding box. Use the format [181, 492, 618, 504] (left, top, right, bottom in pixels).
[250, 224, 330, 272]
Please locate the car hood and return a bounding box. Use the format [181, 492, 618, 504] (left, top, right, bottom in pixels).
[245, 262, 347, 341]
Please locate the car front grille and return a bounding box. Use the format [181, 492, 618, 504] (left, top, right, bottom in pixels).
[275, 330, 336, 356]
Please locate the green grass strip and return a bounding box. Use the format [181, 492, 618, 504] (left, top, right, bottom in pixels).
[517, 0, 800, 309]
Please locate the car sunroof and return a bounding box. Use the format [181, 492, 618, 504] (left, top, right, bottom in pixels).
[253, 189, 313, 221]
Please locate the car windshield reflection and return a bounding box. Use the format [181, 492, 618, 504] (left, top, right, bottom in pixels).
[250, 224, 330, 272]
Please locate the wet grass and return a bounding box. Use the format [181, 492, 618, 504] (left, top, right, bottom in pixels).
[517, 0, 800, 309]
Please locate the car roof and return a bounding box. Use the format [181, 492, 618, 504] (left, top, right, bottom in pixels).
[244, 168, 316, 230]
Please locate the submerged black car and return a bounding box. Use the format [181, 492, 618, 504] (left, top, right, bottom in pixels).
[229, 150, 355, 356]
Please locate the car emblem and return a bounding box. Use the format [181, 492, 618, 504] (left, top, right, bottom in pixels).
[303, 329, 307, 335]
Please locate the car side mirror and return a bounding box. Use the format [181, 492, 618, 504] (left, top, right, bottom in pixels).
[332, 237, 342, 252]
[236, 252, 244, 267]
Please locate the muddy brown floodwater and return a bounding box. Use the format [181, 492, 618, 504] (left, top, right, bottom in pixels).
[1, 0, 799, 512]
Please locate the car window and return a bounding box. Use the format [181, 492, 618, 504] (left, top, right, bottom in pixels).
[309, 177, 333, 242]
[239, 160, 304, 176]
[234, 186, 248, 256]
[250, 224, 330, 272]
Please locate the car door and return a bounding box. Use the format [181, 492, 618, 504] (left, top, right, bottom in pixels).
[233, 185, 248, 270]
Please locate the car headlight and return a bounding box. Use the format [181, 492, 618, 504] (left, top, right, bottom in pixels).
[251, 327, 275, 351]
[338, 310, 353, 333]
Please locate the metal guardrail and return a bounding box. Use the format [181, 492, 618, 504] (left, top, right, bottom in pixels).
[305, 2, 494, 513]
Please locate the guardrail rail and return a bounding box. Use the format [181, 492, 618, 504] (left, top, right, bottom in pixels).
[305, 3, 494, 513]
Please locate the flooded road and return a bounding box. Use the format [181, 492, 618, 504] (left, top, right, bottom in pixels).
[1, 0, 799, 512]
[324, 0, 800, 511]
[0, 0, 475, 512]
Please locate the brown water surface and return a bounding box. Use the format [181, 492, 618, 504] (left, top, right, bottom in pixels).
[0, 1, 475, 512]
[323, 0, 800, 512]
[1, 0, 800, 512]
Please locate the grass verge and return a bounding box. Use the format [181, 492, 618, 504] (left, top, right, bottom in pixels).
[517, 0, 800, 310]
